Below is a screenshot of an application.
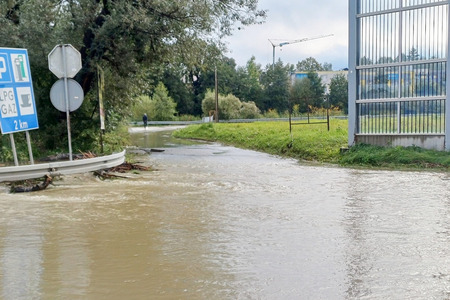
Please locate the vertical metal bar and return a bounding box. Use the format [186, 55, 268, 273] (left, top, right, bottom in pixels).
[446, 1, 450, 149]
[376, 15, 379, 64]
[423, 100, 426, 133]
[398, 3, 403, 133]
[416, 101, 419, 133]
[10, 133, 18, 166]
[430, 99, 433, 133]
[374, 102, 377, 133]
[25, 131, 34, 164]
[348, 0, 359, 146]
[62, 45, 73, 161]
[215, 66, 219, 123]
[381, 102, 384, 133]
[387, 102, 392, 133]
[380, 102, 383, 134]
[372, 103, 375, 133]
[428, 6, 431, 60]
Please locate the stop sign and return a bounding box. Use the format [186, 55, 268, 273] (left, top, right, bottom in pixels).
[48, 44, 82, 78]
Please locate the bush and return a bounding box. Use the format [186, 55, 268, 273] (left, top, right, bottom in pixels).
[220, 94, 241, 120]
[263, 109, 280, 119]
[132, 82, 177, 121]
[201, 90, 217, 117]
[202, 90, 261, 120]
[240, 101, 261, 119]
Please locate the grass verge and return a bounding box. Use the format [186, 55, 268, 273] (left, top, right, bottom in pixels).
[174, 120, 348, 163]
[173, 120, 450, 171]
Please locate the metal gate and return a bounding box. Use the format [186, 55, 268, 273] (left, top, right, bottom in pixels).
[348, 0, 450, 150]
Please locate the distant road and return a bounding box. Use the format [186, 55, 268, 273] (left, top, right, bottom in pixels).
[128, 126, 187, 133]
[130, 116, 348, 127]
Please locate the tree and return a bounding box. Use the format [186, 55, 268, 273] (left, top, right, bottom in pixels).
[131, 95, 153, 121]
[377, 57, 394, 64]
[408, 47, 421, 61]
[360, 56, 373, 65]
[198, 57, 240, 97]
[322, 62, 333, 71]
[161, 66, 195, 116]
[148, 83, 177, 121]
[306, 71, 326, 108]
[260, 60, 292, 112]
[328, 74, 348, 113]
[289, 71, 325, 112]
[296, 57, 323, 72]
[236, 56, 264, 104]
[289, 78, 313, 113]
[131, 83, 177, 121]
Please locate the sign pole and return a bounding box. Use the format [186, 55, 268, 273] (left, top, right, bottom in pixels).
[97, 65, 105, 154]
[48, 44, 83, 160]
[9, 134, 19, 166]
[25, 131, 34, 164]
[62, 45, 73, 161]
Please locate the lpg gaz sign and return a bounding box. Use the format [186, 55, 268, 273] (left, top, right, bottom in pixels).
[0, 48, 38, 134]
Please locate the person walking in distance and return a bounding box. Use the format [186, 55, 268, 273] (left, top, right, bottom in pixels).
[143, 113, 148, 130]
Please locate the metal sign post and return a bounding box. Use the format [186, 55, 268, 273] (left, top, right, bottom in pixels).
[97, 65, 105, 154]
[62, 46, 73, 161]
[48, 44, 83, 161]
[9, 134, 18, 166]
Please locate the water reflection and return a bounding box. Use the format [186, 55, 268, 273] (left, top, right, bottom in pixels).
[1, 214, 43, 300]
[0, 128, 450, 299]
[344, 170, 450, 299]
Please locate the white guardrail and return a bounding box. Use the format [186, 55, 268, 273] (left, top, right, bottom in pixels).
[0, 150, 126, 182]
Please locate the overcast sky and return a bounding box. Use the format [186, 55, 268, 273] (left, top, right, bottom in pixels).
[224, 0, 348, 70]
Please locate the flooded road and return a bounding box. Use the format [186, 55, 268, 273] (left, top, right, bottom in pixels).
[1, 127, 450, 299]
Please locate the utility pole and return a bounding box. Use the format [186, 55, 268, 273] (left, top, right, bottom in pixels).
[215, 66, 219, 123]
[269, 34, 334, 68]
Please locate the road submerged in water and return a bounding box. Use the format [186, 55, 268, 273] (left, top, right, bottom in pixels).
[1, 127, 450, 299]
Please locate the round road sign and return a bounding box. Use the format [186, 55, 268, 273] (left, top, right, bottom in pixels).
[50, 79, 84, 112]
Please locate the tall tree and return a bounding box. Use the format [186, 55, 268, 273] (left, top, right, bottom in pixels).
[161, 65, 195, 116]
[235, 56, 264, 104]
[296, 57, 323, 72]
[260, 60, 292, 112]
[290, 71, 325, 112]
[289, 78, 313, 113]
[328, 74, 348, 113]
[306, 71, 325, 108]
[148, 82, 177, 121]
[0, 0, 266, 152]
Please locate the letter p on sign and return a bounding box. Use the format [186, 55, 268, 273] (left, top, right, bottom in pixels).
[0, 57, 6, 79]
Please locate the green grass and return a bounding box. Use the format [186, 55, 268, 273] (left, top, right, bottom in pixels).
[174, 120, 348, 163]
[174, 120, 450, 170]
[340, 143, 450, 169]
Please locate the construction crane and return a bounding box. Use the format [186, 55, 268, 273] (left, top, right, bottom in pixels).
[269, 34, 334, 67]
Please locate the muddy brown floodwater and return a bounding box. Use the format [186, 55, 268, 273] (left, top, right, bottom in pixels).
[1, 127, 450, 299]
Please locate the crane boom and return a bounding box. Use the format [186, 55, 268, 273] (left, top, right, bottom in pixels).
[269, 34, 334, 66]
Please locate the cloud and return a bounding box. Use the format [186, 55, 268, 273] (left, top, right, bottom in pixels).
[224, 0, 348, 70]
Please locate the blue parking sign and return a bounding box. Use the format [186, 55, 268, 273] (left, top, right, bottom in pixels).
[0, 48, 39, 134]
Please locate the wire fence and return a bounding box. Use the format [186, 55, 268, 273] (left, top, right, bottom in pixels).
[355, 0, 448, 135]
